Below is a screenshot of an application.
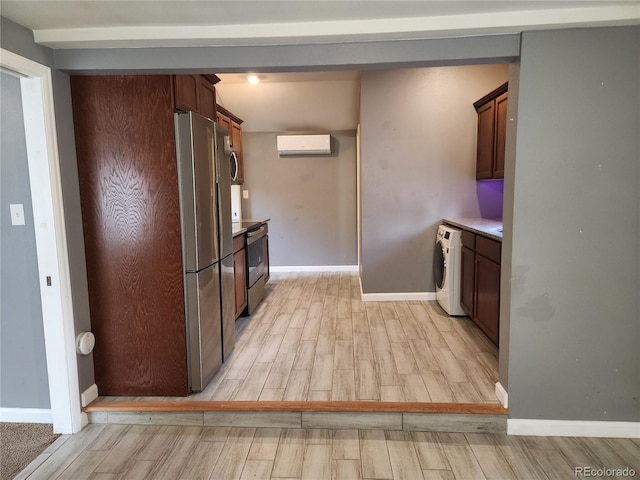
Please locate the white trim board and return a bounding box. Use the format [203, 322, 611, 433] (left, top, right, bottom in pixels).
[270, 265, 359, 273]
[81, 384, 99, 408]
[358, 276, 436, 302]
[495, 382, 508, 408]
[507, 419, 640, 438]
[0, 408, 53, 424]
[362, 291, 437, 302]
[1, 48, 83, 434]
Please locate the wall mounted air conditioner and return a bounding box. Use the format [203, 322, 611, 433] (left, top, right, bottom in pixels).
[276, 134, 331, 155]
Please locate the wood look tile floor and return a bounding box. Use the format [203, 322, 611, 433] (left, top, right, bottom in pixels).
[101, 272, 500, 404]
[18, 424, 640, 480]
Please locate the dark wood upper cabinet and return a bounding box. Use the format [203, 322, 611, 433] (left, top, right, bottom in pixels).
[230, 122, 244, 184]
[198, 76, 217, 121]
[217, 113, 232, 134]
[494, 91, 508, 178]
[474, 82, 508, 180]
[216, 105, 245, 185]
[174, 75, 199, 112]
[174, 74, 220, 121]
[475, 101, 495, 180]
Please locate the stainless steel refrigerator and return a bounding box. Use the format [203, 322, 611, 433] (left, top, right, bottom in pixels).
[175, 111, 235, 392]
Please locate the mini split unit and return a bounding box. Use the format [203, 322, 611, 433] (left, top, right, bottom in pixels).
[276, 134, 332, 155]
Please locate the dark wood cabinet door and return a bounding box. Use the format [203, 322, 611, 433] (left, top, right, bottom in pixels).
[217, 113, 232, 136]
[216, 107, 244, 184]
[231, 122, 244, 184]
[71, 75, 188, 396]
[233, 249, 247, 318]
[494, 92, 508, 178]
[460, 246, 475, 316]
[198, 78, 217, 121]
[474, 255, 501, 345]
[174, 75, 199, 112]
[476, 101, 495, 180]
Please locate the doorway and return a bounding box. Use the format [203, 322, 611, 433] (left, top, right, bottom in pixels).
[0, 49, 83, 434]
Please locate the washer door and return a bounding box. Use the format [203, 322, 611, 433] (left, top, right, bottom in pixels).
[434, 240, 446, 290]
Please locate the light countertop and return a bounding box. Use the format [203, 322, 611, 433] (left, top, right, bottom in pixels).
[232, 218, 270, 237]
[443, 217, 503, 241]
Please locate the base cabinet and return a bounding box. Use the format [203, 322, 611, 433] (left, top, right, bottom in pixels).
[460, 245, 475, 315]
[459, 229, 501, 345]
[263, 234, 270, 283]
[233, 235, 247, 319]
[474, 254, 501, 343]
[232, 224, 269, 319]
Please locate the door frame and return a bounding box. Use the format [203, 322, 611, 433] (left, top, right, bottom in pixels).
[1, 48, 83, 434]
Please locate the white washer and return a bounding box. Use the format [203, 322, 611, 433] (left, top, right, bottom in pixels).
[434, 225, 467, 316]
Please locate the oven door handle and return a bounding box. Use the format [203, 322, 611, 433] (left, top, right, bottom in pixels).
[246, 226, 266, 244]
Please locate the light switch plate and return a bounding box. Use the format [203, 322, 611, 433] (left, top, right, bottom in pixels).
[242, 190, 249, 199]
[10, 204, 25, 226]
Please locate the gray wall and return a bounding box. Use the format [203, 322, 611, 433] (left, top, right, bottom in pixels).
[506, 27, 639, 422]
[1, 73, 50, 408]
[242, 131, 357, 266]
[1, 17, 96, 394]
[359, 64, 509, 293]
[53, 34, 520, 74]
[498, 62, 521, 391]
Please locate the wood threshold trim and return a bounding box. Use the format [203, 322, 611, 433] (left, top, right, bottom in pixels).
[84, 400, 508, 415]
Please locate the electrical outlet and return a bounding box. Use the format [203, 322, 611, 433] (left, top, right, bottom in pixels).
[10, 204, 25, 226]
[242, 190, 249, 199]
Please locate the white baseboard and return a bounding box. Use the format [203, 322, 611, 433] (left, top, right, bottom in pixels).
[81, 412, 90, 429]
[270, 265, 359, 273]
[270, 267, 434, 301]
[361, 291, 436, 302]
[495, 382, 508, 408]
[0, 407, 53, 424]
[357, 276, 435, 302]
[507, 419, 640, 438]
[81, 384, 99, 407]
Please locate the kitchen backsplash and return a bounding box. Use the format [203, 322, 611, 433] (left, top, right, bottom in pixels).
[231, 184, 242, 221]
[476, 179, 504, 220]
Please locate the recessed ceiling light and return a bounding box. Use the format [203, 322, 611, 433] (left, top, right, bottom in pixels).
[247, 75, 260, 84]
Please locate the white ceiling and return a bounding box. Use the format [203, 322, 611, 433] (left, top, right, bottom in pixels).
[2, 1, 638, 49]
